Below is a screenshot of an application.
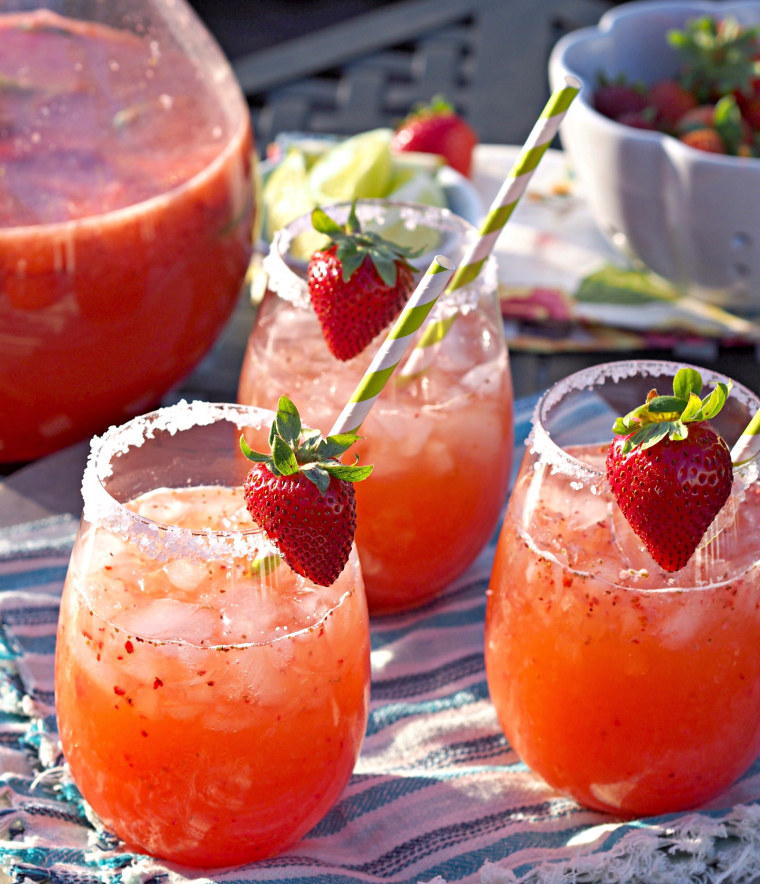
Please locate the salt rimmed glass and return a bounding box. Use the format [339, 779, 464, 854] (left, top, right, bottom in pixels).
[239, 200, 514, 615]
[485, 360, 760, 817]
[54, 401, 370, 867]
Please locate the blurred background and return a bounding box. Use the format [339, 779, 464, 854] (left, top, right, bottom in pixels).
[188, 0, 405, 61]
[186, 0, 626, 155]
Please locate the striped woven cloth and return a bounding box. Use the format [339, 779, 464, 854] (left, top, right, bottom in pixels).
[2, 397, 760, 884]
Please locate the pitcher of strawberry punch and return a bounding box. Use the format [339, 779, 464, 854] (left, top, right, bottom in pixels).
[238, 200, 514, 614]
[54, 400, 370, 866]
[485, 360, 760, 817]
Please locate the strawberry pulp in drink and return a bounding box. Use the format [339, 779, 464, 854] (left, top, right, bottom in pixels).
[485, 361, 760, 816]
[54, 405, 370, 866]
[238, 202, 514, 614]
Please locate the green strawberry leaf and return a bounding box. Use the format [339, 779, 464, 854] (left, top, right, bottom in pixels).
[301, 463, 331, 495]
[315, 433, 361, 460]
[647, 395, 688, 414]
[311, 199, 420, 284]
[701, 381, 732, 419]
[239, 435, 269, 462]
[311, 206, 344, 236]
[274, 395, 301, 447]
[624, 422, 670, 453]
[681, 392, 706, 423]
[368, 249, 398, 287]
[240, 397, 373, 492]
[611, 367, 732, 453]
[672, 367, 702, 400]
[337, 246, 366, 281]
[322, 461, 374, 482]
[271, 435, 299, 475]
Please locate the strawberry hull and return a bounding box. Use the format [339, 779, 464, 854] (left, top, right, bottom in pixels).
[486, 360, 760, 816]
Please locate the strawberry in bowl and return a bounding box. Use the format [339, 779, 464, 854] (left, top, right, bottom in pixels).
[548, 0, 760, 311]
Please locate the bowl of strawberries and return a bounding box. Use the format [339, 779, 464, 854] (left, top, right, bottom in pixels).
[549, 0, 760, 311]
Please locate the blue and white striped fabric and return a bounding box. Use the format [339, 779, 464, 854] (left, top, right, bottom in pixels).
[2, 397, 760, 884]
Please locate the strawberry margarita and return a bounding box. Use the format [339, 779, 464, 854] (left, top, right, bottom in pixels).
[485, 361, 760, 817]
[0, 8, 254, 462]
[54, 402, 370, 866]
[238, 201, 514, 614]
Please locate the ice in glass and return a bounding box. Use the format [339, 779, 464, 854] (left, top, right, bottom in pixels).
[238, 201, 514, 614]
[485, 360, 760, 817]
[54, 402, 370, 866]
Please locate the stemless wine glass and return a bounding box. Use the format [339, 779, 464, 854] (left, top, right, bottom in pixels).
[54, 401, 370, 867]
[0, 0, 255, 463]
[238, 200, 514, 614]
[485, 360, 760, 817]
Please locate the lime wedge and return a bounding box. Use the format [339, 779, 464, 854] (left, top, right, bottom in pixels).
[262, 147, 316, 241]
[308, 128, 394, 204]
[366, 208, 442, 256]
[387, 166, 446, 207]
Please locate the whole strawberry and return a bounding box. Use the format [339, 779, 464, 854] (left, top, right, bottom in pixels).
[240, 396, 372, 586]
[308, 202, 420, 361]
[391, 95, 478, 177]
[592, 76, 648, 121]
[606, 368, 734, 572]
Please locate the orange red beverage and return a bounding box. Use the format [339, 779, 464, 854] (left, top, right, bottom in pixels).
[0, 8, 254, 462]
[54, 403, 370, 866]
[239, 201, 514, 614]
[485, 360, 760, 817]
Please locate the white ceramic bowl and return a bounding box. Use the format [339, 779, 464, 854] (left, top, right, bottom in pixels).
[549, 0, 760, 311]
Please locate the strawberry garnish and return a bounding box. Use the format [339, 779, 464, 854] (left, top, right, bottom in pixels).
[307, 201, 420, 361]
[391, 95, 478, 177]
[605, 368, 734, 572]
[240, 396, 372, 586]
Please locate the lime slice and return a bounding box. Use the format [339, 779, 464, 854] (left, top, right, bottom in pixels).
[308, 128, 394, 204]
[262, 148, 316, 241]
[387, 167, 447, 207]
[366, 208, 442, 256]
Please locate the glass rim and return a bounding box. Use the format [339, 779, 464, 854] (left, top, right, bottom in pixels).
[531, 358, 760, 481]
[81, 400, 277, 559]
[263, 198, 499, 311]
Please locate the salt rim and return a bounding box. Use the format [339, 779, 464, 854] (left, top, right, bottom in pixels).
[529, 358, 760, 486]
[81, 400, 278, 564]
[263, 199, 498, 318]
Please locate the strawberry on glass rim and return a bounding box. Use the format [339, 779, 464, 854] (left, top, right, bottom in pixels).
[241, 395, 373, 586]
[307, 201, 421, 361]
[606, 367, 734, 572]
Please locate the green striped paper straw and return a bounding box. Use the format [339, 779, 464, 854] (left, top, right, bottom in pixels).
[401, 75, 580, 377]
[731, 409, 760, 465]
[329, 255, 455, 436]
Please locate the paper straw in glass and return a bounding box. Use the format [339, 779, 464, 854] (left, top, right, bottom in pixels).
[731, 408, 760, 465]
[401, 75, 580, 377]
[329, 255, 455, 435]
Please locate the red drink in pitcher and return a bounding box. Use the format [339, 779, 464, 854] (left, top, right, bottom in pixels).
[0, 7, 254, 462]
